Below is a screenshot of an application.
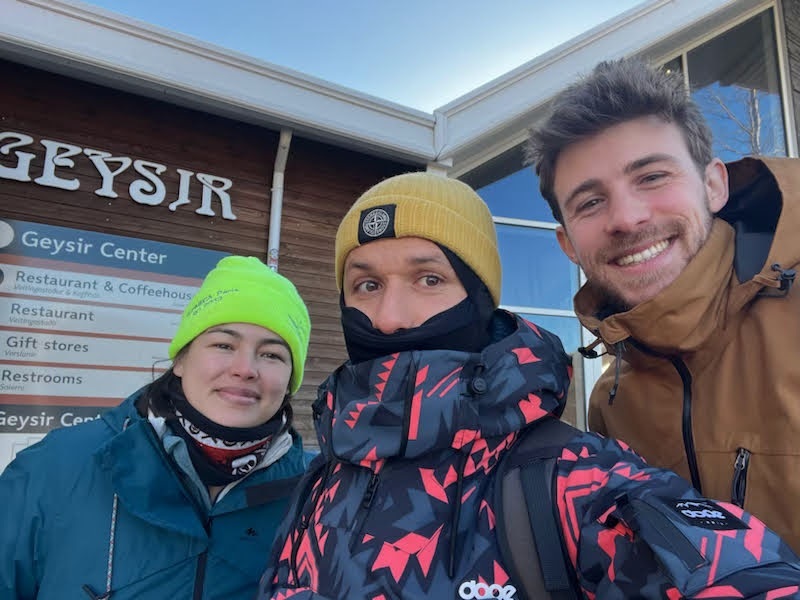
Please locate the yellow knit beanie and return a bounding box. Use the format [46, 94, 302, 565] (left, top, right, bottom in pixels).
[335, 172, 501, 306]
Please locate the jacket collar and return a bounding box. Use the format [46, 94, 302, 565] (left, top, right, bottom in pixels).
[575, 219, 735, 353]
[95, 403, 208, 540]
[314, 312, 571, 466]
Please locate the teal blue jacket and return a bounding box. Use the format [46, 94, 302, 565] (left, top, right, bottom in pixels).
[0, 391, 310, 600]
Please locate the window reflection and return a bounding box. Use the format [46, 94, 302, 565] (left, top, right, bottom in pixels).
[519, 313, 582, 354]
[496, 223, 579, 310]
[688, 9, 786, 160]
[478, 167, 556, 222]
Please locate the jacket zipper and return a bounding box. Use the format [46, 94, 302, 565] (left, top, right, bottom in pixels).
[626, 341, 703, 494]
[619, 496, 705, 571]
[289, 459, 335, 585]
[192, 550, 208, 599]
[294, 382, 334, 582]
[731, 447, 751, 508]
[290, 519, 308, 585]
[363, 472, 380, 507]
[669, 356, 703, 494]
[348, 470, 381, 553]
[192, 516, 211, 600]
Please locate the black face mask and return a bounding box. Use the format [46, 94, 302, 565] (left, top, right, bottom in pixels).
[341, 245, 496, 364]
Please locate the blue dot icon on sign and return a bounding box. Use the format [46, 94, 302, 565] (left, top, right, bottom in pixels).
[0, 220, 14, 249]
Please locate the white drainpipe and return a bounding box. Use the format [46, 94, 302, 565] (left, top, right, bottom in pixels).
[267, 129, 293, 271]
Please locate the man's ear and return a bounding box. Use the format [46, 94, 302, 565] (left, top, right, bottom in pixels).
[556, 225, 580, 265]
[705, 158, 729, 213]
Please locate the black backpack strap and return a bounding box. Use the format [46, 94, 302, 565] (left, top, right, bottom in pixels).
[495, 418, 581, 600]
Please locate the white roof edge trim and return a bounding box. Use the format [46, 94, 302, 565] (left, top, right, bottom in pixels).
[435, 0, 746, 160]
[2, 0, 760, 169]
[3, 0, 437, 160]
[21, 0, 434, 122]
[435, 0, 675, 115]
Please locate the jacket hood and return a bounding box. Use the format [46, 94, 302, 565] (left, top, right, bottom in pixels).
[313, 311, 572, 465]
[575, 157, 800, 354]
[722, 157, 800, 280]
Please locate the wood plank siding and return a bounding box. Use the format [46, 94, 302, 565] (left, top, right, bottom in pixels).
[0, 58, 409, 442]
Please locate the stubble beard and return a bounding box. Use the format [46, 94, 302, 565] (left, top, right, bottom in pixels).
[595, 200, 715, 317]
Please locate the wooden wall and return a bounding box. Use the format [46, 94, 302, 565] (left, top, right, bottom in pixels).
[278, 139, 409, 437]
[0, 58, 409, 442]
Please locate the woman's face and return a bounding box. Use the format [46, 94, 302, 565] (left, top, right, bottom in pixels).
[173, 322, 293, 428]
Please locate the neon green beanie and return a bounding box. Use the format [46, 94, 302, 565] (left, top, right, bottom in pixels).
[168, 256, 311, 394]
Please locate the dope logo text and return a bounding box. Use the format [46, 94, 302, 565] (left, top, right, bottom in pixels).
[458, 580, 517, 600]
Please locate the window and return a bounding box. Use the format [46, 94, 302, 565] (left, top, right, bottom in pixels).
[495, 223, 578, 310]
[477, 175, 583, 355]
[477, 167, 556, 222]
[674, 9, 787, 161]
[519, 313, 582, 356]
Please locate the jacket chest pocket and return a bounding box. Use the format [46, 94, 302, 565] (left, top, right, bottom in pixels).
[45, 518, 205, 600]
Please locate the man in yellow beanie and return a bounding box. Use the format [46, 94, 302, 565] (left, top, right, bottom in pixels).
[334, 172, 501, 363]
[1, 255, 314, 600]
[257, 173, 800, 599]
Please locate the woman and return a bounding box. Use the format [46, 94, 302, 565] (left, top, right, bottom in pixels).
[0, 255, 312, 599]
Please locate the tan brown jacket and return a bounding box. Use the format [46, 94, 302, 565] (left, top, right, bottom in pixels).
[578, 157, 800, 552]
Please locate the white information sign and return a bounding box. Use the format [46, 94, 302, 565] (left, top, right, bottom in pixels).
[0, 218, 227, 469]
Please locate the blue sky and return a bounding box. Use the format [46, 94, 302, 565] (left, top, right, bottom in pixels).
[84, 0, 644, 111]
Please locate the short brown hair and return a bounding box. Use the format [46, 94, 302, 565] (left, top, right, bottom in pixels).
[526, 57, 713, 223]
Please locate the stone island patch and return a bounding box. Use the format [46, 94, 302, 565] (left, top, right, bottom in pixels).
[358, 204, 396, 243]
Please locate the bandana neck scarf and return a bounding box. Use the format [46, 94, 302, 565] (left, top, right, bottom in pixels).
[167, 385, 285, 486]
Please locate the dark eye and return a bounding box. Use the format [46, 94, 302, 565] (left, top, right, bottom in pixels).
[576, 197, 602, 213]
[422, 274, 442, 287]
[214, 342, 233, 350]
[641, 172, 666, 184]
[355, 280, 379, 293]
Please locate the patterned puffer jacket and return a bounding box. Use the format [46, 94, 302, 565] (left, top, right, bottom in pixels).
[258, 311, 800, 599]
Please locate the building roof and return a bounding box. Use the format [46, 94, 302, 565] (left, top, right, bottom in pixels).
[0, 0, 768, 172]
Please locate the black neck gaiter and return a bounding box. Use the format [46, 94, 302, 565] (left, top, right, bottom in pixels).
[163, 380, 285, 486]
[341, 245, 496, 364]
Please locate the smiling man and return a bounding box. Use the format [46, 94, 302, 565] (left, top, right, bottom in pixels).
[528, 57, 800, 552]
[552, 116, 728, 311]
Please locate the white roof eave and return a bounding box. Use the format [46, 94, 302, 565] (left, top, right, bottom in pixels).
[438, 0, 768, 177]
[0, 0, 768, 172]
[0, 0, 437, 164]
